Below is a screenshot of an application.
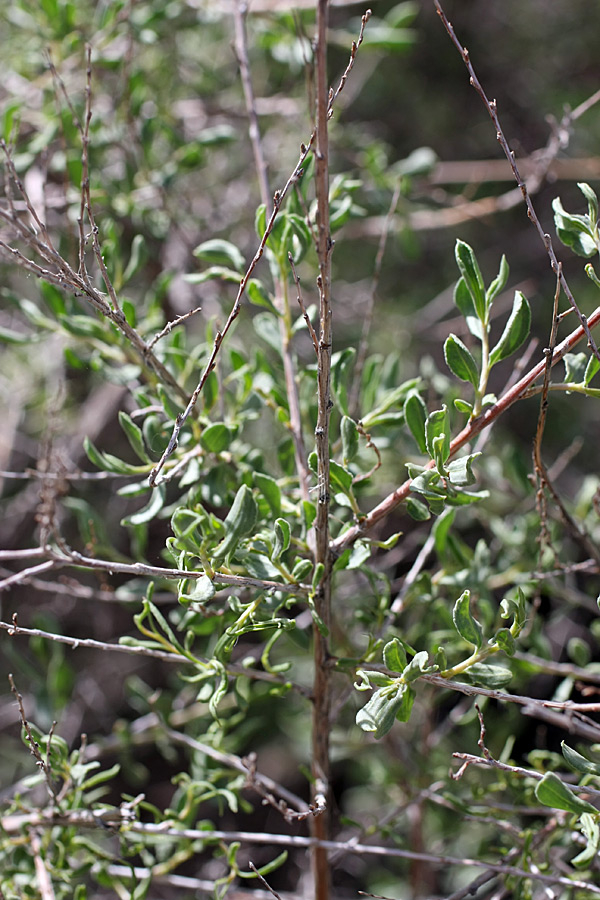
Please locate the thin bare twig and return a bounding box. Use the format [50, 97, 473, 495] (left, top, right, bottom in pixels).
[145, 306, 203, 353]
[8, 675, 62, 809]
[164, 730, 310, 817]
[234, 2, 271, 209]
[533, 268, 562, 561]
[434, 0, 600, 364]
[147, 144, 312, 486]
[289, 251, 318, 355]
[451, 750, 600, 803]
[248, 863, 283, 900]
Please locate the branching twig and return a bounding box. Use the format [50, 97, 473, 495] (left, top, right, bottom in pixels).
[0, 545, 310, 596]
[1, 617, 311, 695]
[145, 306, 203, 353]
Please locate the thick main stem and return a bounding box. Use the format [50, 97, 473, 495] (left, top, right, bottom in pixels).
[312, 2, 333, 899]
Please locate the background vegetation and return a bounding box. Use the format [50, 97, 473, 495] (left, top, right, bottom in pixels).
[2, 1, 600, 899]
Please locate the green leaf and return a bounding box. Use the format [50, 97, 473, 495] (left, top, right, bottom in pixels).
[185, 266, 243, 287]
[402, 650, 436, 683]
[331, 347, 356, 416]
[383, 638, 407, 673]
[486, 254, 509, 306]
[273, 518, 291, 560]
[247, 279, 279, 315]
[0, 325, 34, 344]
[488, 291, 531, 366]
[564, 352, 587, 384]
[122, 234, 147, 284]
[356, 681, 411, 738]
[329, 459, 353, 494]
[341, 416, 359, 464]
[447, 452, 481, 487]
[455, 240, 486, 321]
[444, 333, 479, 386]
[404, 390, 427, 453]
[464, 662, 512, 688]
[193, 238, 245, 272]
[572, 813, 600, 869]
[292, 558, 313, 582]
[432, 508, 456, 556]
[452, 590, 482, 649]
[255, 472, 281, 516]
[118, 411, 151, 463]
[562, 742, 600, 777]
[255, 203, 267, 239]
[579, 182, 599, 225]
[553, 196, 599, 258]
[212, 484, 258, 562]
[83, 437, 148, 475]
[201, 423, 232, 454]
[179, 575, 216, 605]
[491, 627, 516, 657]
[405, 495, 431, 521]
[535, 771, 597, 815]
[394, 684, 416, 722]
[454, 398, 473, 416]
[584, 354, 600, 386]
[425, 406, 450, 466]
[121, 485, 165, 527]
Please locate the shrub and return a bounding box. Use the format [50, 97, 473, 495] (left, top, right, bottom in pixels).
[1, 2, 600, 898]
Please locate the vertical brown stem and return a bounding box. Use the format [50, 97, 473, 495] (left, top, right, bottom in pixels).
[312, 2, 333, 899]
[235, 0, 311, 504]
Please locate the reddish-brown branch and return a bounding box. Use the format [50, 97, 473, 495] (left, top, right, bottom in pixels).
[332, 301, 600, 554]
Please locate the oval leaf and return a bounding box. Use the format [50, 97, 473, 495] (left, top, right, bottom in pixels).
[444, 333, 479, 386]
[452, 589, 482, 649]
[193, 238, 245, 272]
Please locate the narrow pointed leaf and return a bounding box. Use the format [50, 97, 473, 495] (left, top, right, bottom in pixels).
[562, 742, 600, 777]
[404, 390, 427, 453]
[579, 181, 599, 223]
[535, 771, 597, 815]
[489, 291, 531, 366]
[486, 254, 509, 306]
[453, 589, 482, 649]
[455, 240, 486, 320]
[341, 415, 359, 464]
